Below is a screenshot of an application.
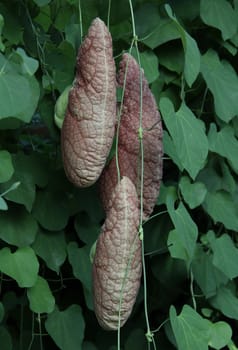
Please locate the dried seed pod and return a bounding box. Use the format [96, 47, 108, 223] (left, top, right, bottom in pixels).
[61, 18, 116, 187]
[100, 53, 163, 218]
[93, 176, 141, 330]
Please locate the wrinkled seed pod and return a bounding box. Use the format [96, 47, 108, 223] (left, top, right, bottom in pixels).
[61, 18, 116, 187]
[100, 53, 163, 218]
[93, 176, 141, 330]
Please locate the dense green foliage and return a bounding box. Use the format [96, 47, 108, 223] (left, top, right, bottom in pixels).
[0, 0, 238, 349]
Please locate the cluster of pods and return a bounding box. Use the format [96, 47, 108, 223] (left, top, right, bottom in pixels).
[61, 18, 163, 330]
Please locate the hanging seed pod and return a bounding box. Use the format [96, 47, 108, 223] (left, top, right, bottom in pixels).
[61, 18, 116, 187]
[100, 53, 163, 218]
[93, 176, 141, 330]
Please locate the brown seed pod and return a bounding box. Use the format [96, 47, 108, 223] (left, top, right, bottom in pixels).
[100, 53, 163, 218]
[61, 18, 116, 187]
[93, 176, 141, 330]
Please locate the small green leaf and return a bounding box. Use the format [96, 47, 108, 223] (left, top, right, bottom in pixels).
[201, 50, 238, 122]
[210, 284, 238, 320]
[165, 4, 200, 86]
[208, 321, 232, 350]
[0, 206, 38, 247]
[0, 247, 39, 287]
[167, 202, 198, 266]
[32, 229, 67, 274]
[160, 98, 208, 179]
[203, 190, 238, 231]
[170, 305, 210, 350]
[208, 124, 238, 173]
[0, 197, 7, 210]
[0, 151, 14, 183]
[45, 305, 85, 350]
[0, 326, 12, 350]
[211, 234, 238, 279]
[15, 48, 39, 75]
[27, 276, 55, 313]
[179, 176, 207, 209]
[200, 0, 237, 40]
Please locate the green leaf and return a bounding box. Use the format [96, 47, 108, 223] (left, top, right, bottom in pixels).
[210, 284, 238, 320]
[32, 190, 69, 231]
[197, 158, 236, 193]
[131, 49, 159, 84]
[45, 305, 85, 350]
[0, 151, 14, 183]
[0, 302, 4, 322]
[16, 75, 40, 122]
[170, 305, 210, 350]
[179, 176, 207, 209]
[0, 247, 39, 287]
[208, 124, 238, 173]
[192, 246, 228, 298]
[0, 197, 7, 210]
[67, 242, 92, 290]
[200, 50, 238, 122]
[211, 234, 238, 279]
[0, 206, 38, 247]
[0, 5, 22, 45]
[27, 276, 55, 313]
[165, 4, 200, 86]
[0, 54, 40, 122]
[15, 48, 39, 75]
[158, 44, 184, 74]
[33, 0, 51, 6]
[203, 190, 238, 231]
[163, 131, 183, 170]
[200, 0, 237, 40]
[167, 201, 198, 266]
[160, 98, 208, 179]
[141, 18, 180, 49]
[208, 321, 232, 350]
[0, 72, 31, 119]
[32, 229, 67, 274]
[0, 326, 12, 350]
[0, 14, 5, 52]
[67, 242, 93, 309]
[0, 152, 48, 211]
[74, 212, 100, 245]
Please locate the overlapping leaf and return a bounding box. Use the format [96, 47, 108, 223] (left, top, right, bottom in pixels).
[201, 50, 238, 122]
[160, 98, 208, 179]
[45, 305, 85, 350]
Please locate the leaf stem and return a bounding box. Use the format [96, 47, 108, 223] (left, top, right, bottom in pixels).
[190, 269, 197, 310]
[78, 0, 83, 42]
[107, 0, 112, 29]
